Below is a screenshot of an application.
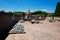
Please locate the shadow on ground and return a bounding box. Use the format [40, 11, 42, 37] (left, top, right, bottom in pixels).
[0, 21, 18, 40]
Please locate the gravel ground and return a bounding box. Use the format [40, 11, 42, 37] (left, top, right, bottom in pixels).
[6, 18, 60, 40]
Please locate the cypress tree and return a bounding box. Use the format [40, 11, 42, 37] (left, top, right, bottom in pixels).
[55, 2, 60, 16]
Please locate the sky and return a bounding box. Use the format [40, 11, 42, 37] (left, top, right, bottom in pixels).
[0, 0, 60, 13]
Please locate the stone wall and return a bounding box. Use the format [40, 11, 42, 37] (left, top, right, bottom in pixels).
[0, 13, 20, 32]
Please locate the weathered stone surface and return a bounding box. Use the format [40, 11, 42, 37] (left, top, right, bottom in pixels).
[20, 19, 24, 23]
[6, 20, 60, 40]
[9, 24, 25, 34]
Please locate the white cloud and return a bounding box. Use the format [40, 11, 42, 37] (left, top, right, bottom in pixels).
[41, 9, 48, 12]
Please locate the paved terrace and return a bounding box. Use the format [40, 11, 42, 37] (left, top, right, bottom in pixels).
[6, 18, 60, 40]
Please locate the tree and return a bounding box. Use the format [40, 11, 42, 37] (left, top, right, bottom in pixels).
[55, 2, 60, 16]
[31, 11, 42, 15]
[40, 11, 47, 16]
[13, 12, 26, 17]
[52, 13, 55, 20]
[0, 10, 5, 13]
[40, 11, 47, 20]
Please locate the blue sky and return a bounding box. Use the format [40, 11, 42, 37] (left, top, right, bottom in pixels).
[0, 0, 60, 13]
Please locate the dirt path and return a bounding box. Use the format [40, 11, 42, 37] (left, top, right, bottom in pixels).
[6, 19, 60, 40]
